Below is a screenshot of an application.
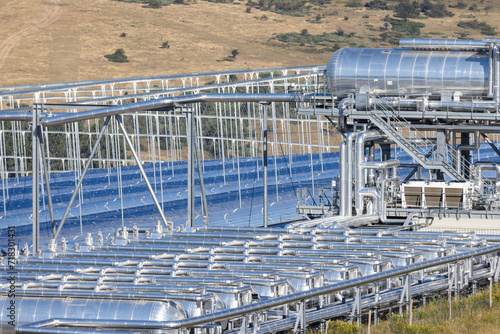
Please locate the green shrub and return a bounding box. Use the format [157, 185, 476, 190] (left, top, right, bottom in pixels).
[147, 0, 163, 8]
[457, 19, 497, 35]
[394, 0, 420, 20]
[468, 3, 478, 11]
[327, 320, 360, 334]
[389, 18, 425, 36]
[420, 0, 454, 18]
[104, 49, 129, 63]
[115, 0, 176, 7]
[245, 0, 314, 16]
[449, 1, 467, 9]
[380, 30, 405, 44]
[346, 0, 363, 7]
[365, 0, 389, 10]
[275, 31, 348, 48]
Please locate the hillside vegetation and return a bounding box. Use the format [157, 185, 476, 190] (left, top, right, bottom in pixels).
[326, 283, 500, 334]
[0, 0, 499, 86]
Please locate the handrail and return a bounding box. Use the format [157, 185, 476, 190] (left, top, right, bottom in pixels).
[372, 96, 470, 179]
[15, 244, 500, 333]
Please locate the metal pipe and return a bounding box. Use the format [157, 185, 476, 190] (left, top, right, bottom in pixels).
[494, 45, 500, 103]
[7, 289, 216, 303]
[426, 101, 498, 110]
[380, 177, 400, 223]
[339, 141, 347, 216]
[0, 111, 49, 121]
[1, 65, 324, 96]
[330, 214, 380, 229]
[40, 94, 319, 127]
[358, 189, 380, 215]
[346, 132, 356, 217]
[399, 38, 499, 50]
[489, 42, 494, 97]
[199, 226, 290, 234]
[355, 131, 385, 215]
[52, 117, 111, 242]
[186, 108, 194, 228]
[473, 162, 500, 194]
[14, 244, 500, 331]
[32, 104, 41, 252]
[374, 98, 499, 111]
[359, 160, 400, 169]
[115, 115, 169, 229]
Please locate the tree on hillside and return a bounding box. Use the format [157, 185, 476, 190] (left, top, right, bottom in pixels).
[147, 0, 163, 8]
[394, 0, 420, 21]
[104, 49, 129, 63]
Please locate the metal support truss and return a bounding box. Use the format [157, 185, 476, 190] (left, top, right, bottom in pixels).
[53, 116, 112, 242]
[115, 115, 169, 228]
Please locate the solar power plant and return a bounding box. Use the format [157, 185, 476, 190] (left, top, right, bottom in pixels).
[1, 38, 500, 333]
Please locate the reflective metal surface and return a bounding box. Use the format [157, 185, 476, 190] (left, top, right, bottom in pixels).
[399, 38, 500, 50]
[326, 48, 488, 97]
[0, 297, 186, 334]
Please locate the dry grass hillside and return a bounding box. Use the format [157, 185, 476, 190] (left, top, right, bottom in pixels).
[0, 0, 499, 86]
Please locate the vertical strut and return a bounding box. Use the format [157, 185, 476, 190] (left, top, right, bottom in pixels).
[32, 104, 41, 252]
[261, 103, 268, 228]
[186, 108, 195, 228]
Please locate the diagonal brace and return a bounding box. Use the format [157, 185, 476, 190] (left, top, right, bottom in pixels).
[53, 116, 111, 242]
[115, 114, 169, 228]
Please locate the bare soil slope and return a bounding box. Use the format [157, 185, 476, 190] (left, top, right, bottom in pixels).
[0, 0, 499, 86]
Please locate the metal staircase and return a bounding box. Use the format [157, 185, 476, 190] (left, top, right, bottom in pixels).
[369, 113, 466, 181]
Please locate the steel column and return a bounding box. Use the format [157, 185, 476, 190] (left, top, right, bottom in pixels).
[261, 103, 268, 228]
[31, 104, 41, 252]
[186, 109, 195, 228]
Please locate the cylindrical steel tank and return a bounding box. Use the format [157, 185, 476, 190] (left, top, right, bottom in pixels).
[0, 297, 187, 334]
[325, 48, 489, 98]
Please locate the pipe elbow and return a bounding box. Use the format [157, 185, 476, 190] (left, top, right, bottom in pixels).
[360, 159, 400, 169]
[358, 188, 381, 198]
[338, 98, 354, 111]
